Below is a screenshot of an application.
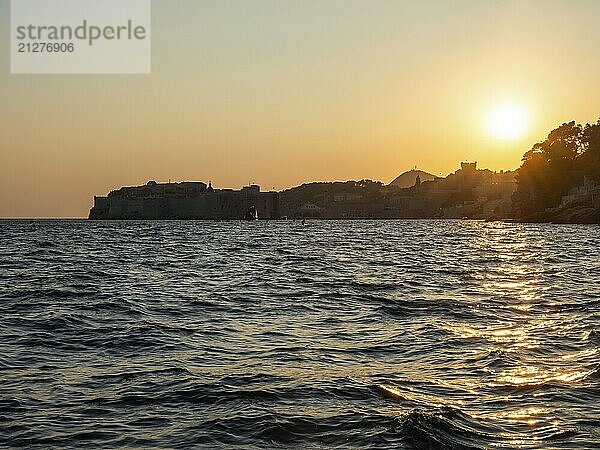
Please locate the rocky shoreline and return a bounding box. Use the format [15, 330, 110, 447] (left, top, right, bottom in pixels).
[515, 205, 600, 224]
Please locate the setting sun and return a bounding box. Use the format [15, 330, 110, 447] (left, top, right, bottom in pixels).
[486, 102, 530, 141]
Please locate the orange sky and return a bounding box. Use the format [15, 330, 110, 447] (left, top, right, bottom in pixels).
[1, 0, 600, 217]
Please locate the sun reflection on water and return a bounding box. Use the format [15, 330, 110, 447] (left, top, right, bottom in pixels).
[496, 366, 591, 386]
[489, 407, 549, 426]
[441, 322, 539, 349]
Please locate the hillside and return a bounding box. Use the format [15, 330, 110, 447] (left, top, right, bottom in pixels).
[389, 169, 436, 188]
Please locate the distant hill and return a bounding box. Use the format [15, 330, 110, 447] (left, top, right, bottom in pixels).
[389, 169, 436, 188]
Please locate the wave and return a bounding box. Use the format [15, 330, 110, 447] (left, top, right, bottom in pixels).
[90, 367, 193, 382]
[586, 329, 600, 344]
[584, 364, 600, 379]
[399, 407, 490, 450]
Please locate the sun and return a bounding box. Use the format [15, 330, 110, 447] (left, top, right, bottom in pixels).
[485, 102, 530, 141]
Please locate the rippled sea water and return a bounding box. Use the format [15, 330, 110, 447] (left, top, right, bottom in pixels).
[1, 220, 599, 449]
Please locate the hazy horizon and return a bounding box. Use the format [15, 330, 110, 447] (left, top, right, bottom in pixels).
[2, 0, 600, 218]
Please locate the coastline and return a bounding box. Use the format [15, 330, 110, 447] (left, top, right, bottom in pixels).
[2, 216, 598, 224]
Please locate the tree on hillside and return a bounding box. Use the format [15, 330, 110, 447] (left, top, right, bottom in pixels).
[512, 119, 600, 217]
[580, 119, 600, 182]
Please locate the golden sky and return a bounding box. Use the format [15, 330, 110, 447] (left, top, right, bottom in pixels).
[1, 0, 600, 217]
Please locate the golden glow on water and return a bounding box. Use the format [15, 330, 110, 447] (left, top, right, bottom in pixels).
[435, 222, 598, 417]
[441, 322, 537, 349]
[561, 348, 598, 361]
[377, 384, 468, 411]
[490, 407, 549, 426]
[496, 366, 590, 386]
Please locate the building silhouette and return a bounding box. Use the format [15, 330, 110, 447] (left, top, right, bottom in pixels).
[89, 181, 280, 220]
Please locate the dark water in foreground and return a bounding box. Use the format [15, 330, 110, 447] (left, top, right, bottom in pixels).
[1, 220, 599, 449]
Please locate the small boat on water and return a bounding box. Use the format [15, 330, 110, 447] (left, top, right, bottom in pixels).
[244, 206, 258, 221]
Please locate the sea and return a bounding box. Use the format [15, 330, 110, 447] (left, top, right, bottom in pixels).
[1, 219, 599, 449]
